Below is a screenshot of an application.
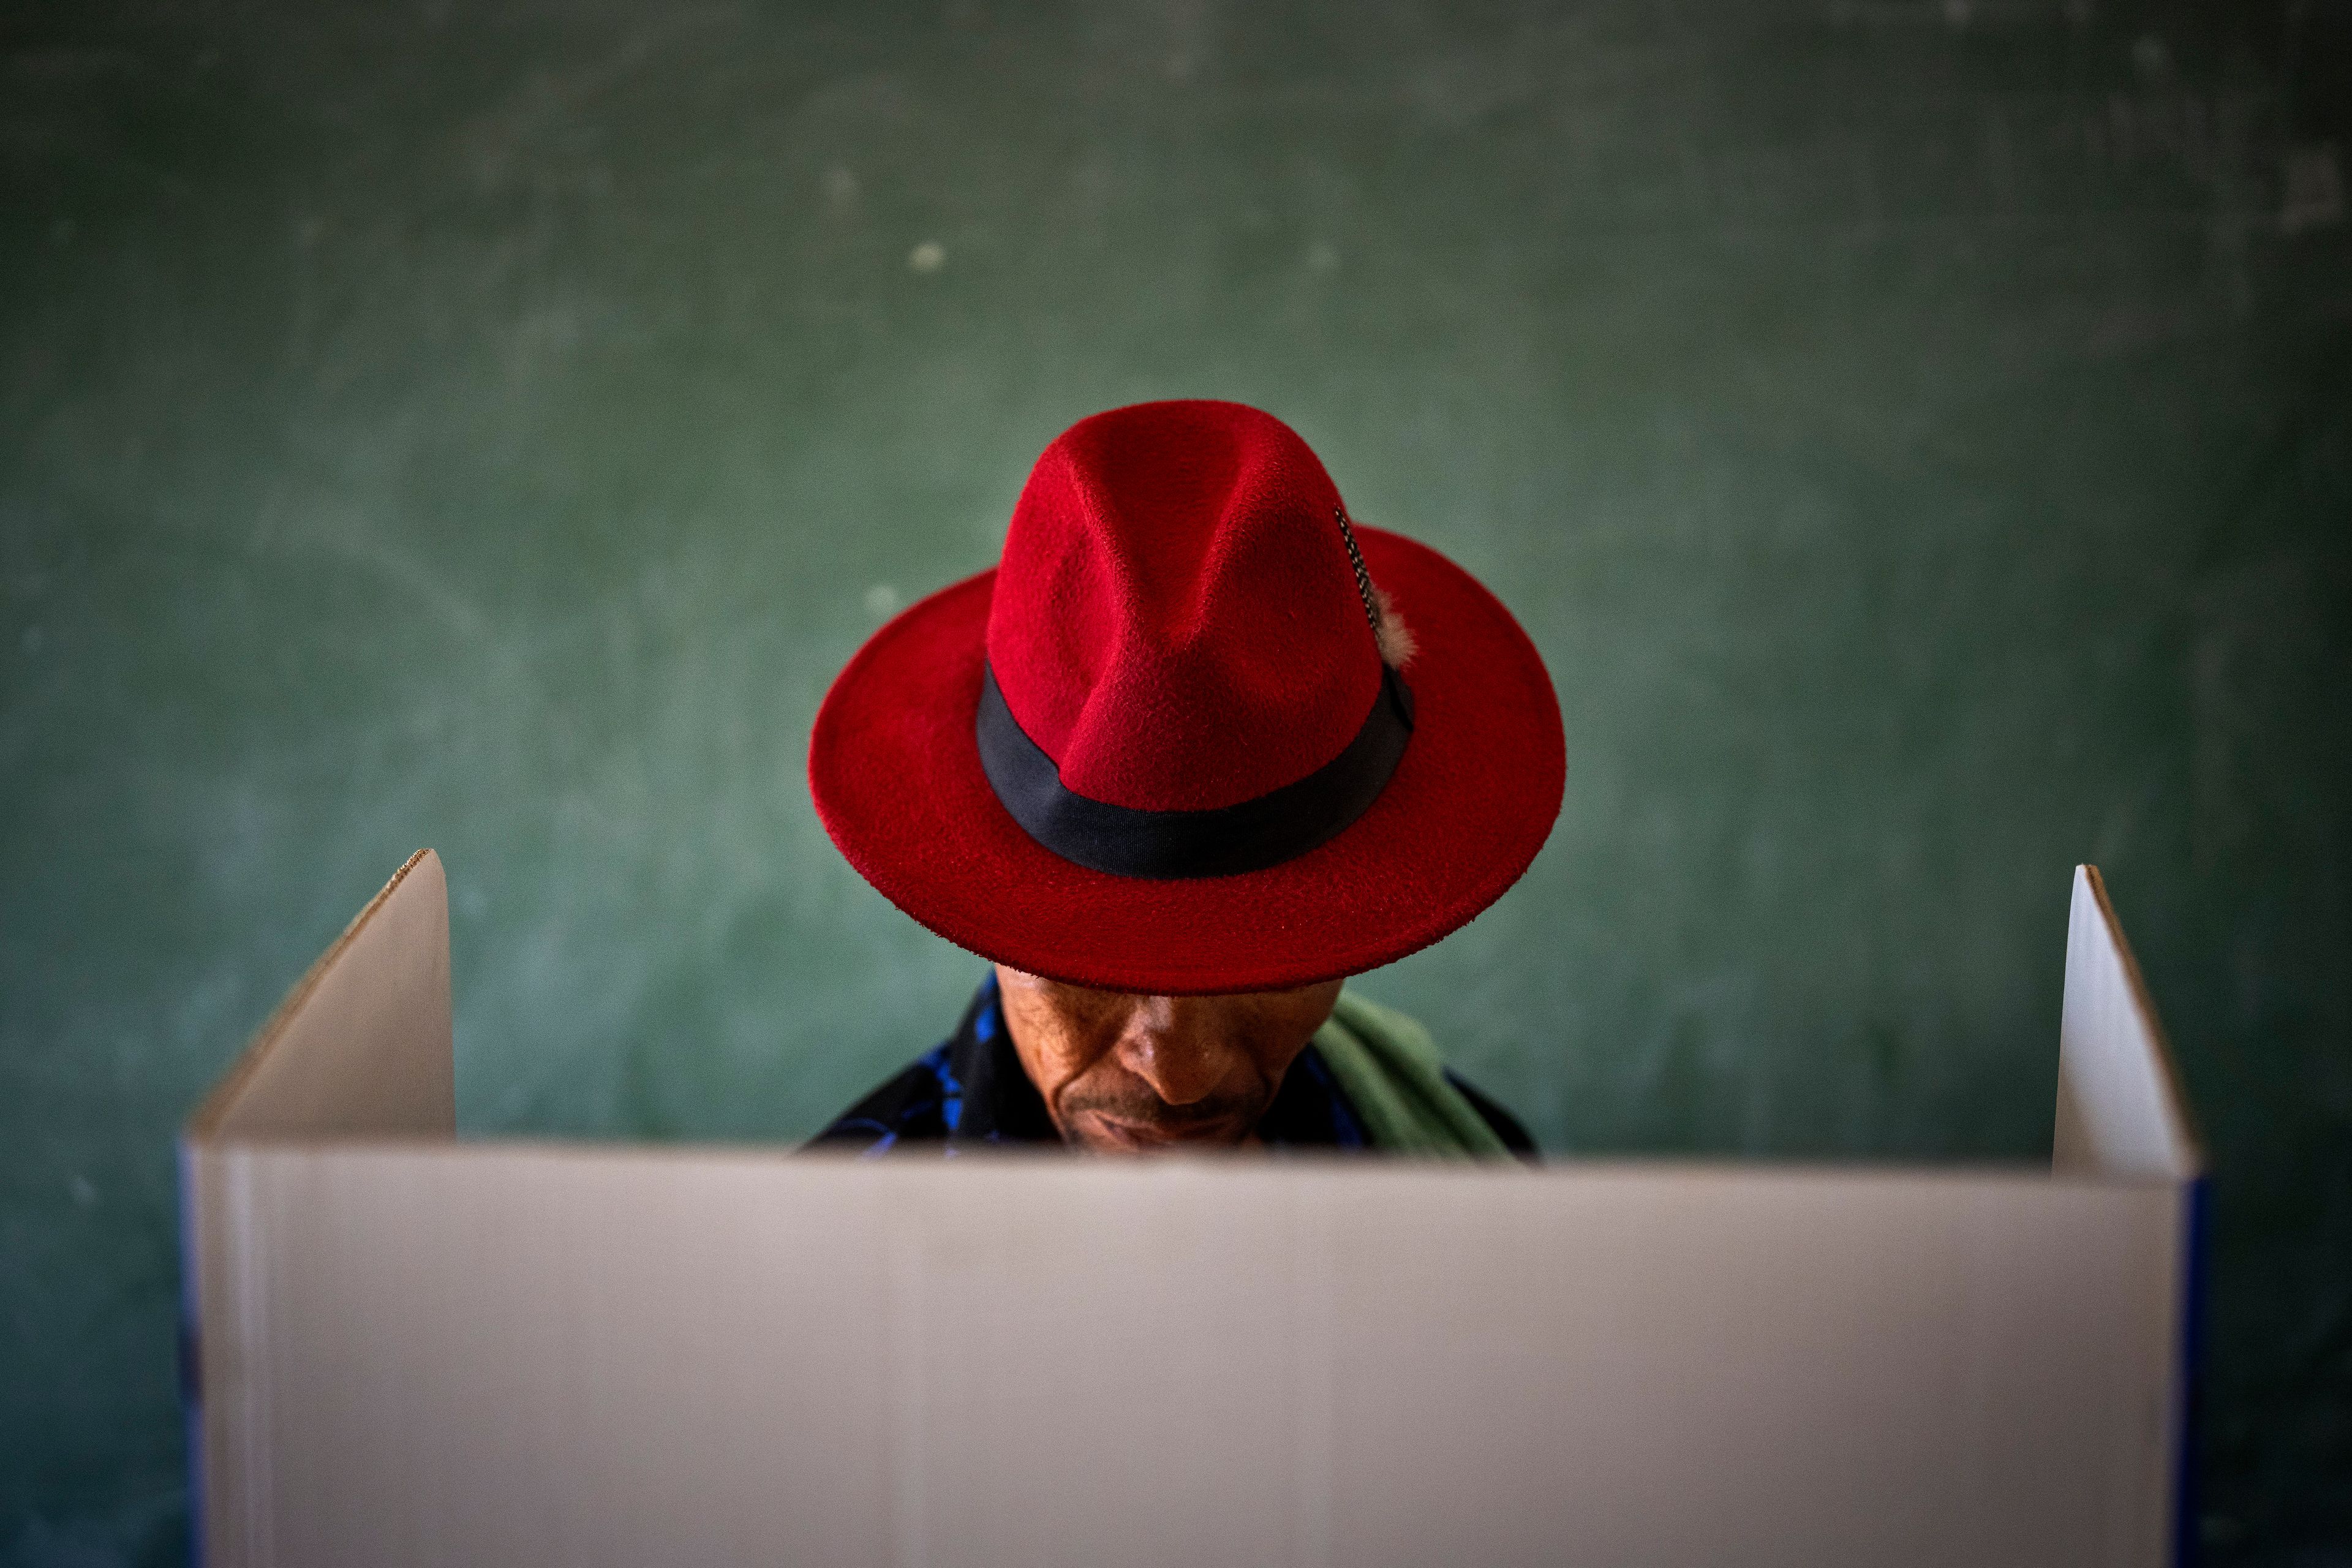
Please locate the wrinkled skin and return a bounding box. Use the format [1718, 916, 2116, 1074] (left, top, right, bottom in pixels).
[993, 965, 1344, 1152]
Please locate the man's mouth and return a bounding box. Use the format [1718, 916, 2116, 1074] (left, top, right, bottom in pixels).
[1075, 1108, 1246, 1150]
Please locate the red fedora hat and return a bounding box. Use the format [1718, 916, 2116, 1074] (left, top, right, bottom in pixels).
[808, 400, 1564, 995]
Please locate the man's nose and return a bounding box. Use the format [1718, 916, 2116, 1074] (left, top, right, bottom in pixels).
[1115, 995, 1229, 1106]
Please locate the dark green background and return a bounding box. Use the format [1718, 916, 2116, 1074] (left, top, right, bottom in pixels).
[4, 1, 2346, 1561]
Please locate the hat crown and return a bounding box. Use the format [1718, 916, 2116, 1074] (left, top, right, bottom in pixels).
[986, 401, 1384, 813]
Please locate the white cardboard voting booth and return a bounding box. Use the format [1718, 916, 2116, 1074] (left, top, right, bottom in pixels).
[181, 851, 2204, 1568]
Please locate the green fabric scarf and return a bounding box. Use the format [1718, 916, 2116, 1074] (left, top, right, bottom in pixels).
[1310, 992, 1515, 1158]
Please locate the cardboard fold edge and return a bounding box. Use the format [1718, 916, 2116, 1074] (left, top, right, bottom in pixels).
[181, 1141, 258, 1568]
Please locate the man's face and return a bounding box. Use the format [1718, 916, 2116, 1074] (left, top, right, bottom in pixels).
[993, 966, 1344, 1152]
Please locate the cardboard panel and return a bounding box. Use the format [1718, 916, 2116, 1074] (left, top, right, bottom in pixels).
[187, 848, 454, 1141]
[183, 849, 454, 1566]
[2055, 866, 2200, 1180]
[192, 1148, 2184, 1568]
[182, 855, 2197, 1567]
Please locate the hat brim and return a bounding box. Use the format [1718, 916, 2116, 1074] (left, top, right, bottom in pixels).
[808, 527, 1564, 995]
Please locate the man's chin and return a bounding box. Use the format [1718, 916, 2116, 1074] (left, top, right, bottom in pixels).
[1070, 1109, 1251, 1153]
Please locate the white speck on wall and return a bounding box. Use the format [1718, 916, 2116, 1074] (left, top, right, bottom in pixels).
[1942, 0, 1970, 27]
[864, 583, 903, 617]
[1305, 240, 1340, 274]
[2132, 34, 2169, 79]
[70, 1176, 96, 1207]
[908, 240, 945, 274]
[2282, 145, 2344, 234]
[823, 165, 859, 205]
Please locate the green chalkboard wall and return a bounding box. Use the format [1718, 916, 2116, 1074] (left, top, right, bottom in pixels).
[3, 1, 2346, 1561]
